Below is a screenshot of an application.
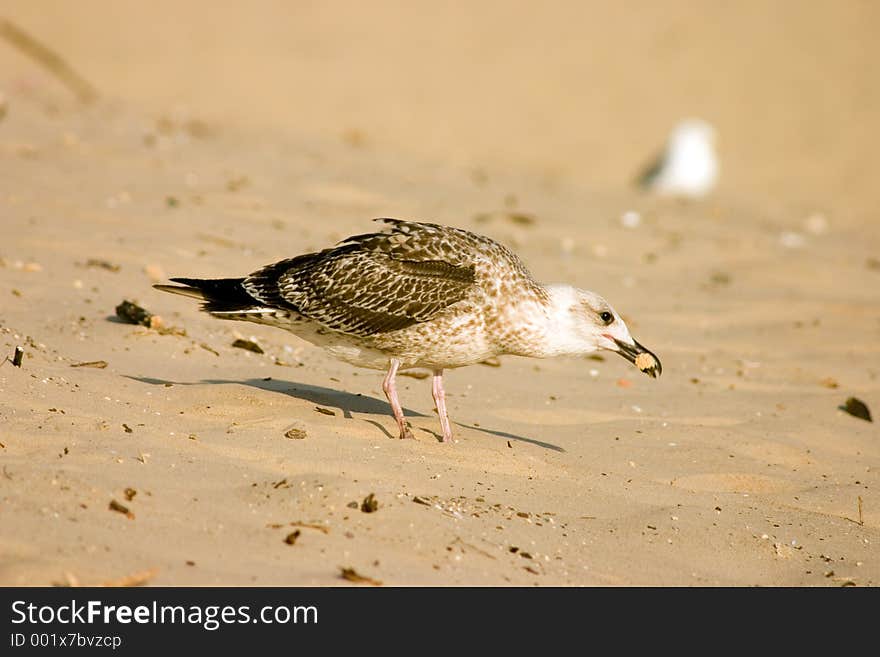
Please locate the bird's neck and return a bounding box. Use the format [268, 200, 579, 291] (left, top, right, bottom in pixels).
[495, 284, 596, 359]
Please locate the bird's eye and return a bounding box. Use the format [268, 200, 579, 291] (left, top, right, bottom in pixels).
[600, 311, 614, 325]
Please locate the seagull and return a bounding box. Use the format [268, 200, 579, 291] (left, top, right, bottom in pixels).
[637, 119, 719, 198]
[155, 219, 661, 443]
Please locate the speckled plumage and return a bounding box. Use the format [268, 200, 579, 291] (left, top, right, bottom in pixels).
[155, 218, 661, 443]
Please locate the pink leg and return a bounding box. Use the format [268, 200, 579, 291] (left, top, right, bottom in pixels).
[382, 358, 414, 439]
[432, 369, 454, 443]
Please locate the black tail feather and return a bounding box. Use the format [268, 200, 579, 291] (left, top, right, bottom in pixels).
[161, 277, 258, 313]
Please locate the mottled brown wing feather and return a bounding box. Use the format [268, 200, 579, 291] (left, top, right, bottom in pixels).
[241, 221, 481, 337]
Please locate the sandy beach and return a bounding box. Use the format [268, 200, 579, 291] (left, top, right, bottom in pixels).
[1, 1, 878, 586]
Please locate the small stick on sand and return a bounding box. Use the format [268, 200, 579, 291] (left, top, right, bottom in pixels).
[449, 537, 497, 560]
[289, 521, 330, 534]
[339, 567, 382, 586]
[12, 346, 24, 367]
[844, 496, 866, 526]
[108, 499, 135, 519]
[0, 19, 98, 103]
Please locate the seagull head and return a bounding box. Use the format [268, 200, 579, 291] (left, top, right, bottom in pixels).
[669, 118, 716, 152]
[544, 286, 662, 378]
[650, 118, 719, 198]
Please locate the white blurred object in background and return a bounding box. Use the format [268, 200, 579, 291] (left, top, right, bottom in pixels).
[636, 119, 719, 198]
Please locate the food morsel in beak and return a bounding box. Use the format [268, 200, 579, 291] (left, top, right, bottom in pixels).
[613, 337, 662, 378]
[635, 350, 661, 377]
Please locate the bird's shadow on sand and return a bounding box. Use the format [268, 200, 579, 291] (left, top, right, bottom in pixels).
[130, 375, 564, 452]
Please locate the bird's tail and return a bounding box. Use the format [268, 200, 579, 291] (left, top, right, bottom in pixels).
[154, 277, 260, 314]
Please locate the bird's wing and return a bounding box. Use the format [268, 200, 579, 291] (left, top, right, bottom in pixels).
[241, 220, 479, 337]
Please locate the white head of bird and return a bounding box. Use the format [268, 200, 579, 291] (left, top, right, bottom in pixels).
[526, 285, 662, 377]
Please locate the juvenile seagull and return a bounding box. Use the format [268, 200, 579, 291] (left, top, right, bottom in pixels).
[155, 219, 661, 443]
[637, 119, 719, 198]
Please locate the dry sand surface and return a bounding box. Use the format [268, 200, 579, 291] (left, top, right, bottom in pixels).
[1, 2, 878, 586]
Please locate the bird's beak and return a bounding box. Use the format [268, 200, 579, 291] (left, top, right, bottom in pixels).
[611, 337, 662, 378]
